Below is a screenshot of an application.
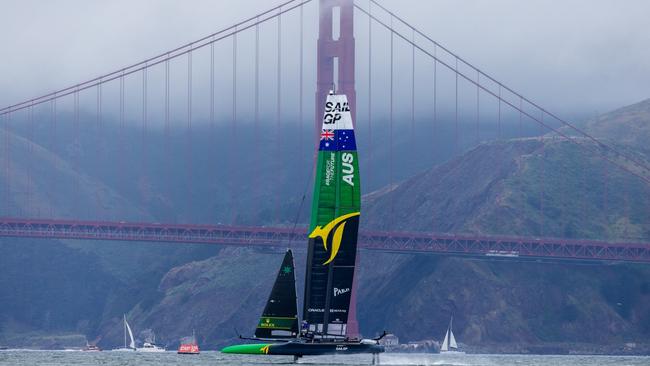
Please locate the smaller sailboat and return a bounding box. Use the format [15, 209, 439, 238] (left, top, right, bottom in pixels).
[440, 316, 464, 354]
[111, 315, 136, 351]
[83, 340, 101, 352]
[137, 332, 166, 352]
[178, 330, 200, 355]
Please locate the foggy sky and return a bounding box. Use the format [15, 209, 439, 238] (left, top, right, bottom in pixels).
[1, 0, 649, 120]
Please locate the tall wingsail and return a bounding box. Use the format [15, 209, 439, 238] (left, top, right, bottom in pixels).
[255, 250, 299, 339]
[303, 92, 361, 338]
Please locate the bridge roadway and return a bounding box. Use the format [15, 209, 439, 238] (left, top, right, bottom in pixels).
[0, 217, 649, 263]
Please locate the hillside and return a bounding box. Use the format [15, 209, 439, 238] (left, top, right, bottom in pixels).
[122, 137, 650, 353]
[0, 116, 465, 347]
[0, 129, 220, 347]
[583, 98, 650, 152]
[364, 137, 650, 240]
[1, 98, 650, 353]
[357, 139, 650, 350]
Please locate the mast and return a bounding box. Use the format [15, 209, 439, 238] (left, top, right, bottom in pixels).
[123, 314, 127, 348]
[315, 0, 356, 134]
[449, 316, 458, 349]
[311, 0, 358, 339]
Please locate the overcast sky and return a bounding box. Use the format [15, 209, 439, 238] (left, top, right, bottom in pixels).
[1, 0, 649, 120]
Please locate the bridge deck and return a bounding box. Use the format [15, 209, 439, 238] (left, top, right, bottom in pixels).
[1, 218, 648, 263]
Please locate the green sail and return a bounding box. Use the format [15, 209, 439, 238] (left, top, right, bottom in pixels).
[303, 92, 361, 337]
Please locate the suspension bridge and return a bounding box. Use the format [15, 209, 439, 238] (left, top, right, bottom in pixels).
[1, 0, 650, 265]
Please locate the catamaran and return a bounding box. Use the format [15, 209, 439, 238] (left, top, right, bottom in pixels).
[82, 341, 101, 352]
[111, 315, 136, 351]
[221, 92, 385, 363]
[137, 332, 166, 352]
[440, 316, 464, 354]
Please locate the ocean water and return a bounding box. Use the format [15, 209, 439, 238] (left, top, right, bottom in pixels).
[0, 351, 648, 366]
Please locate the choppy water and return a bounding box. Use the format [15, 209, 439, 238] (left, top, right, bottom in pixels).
[0, 351, 648, 366]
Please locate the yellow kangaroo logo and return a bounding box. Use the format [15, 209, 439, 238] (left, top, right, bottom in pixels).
[309, 212, 360, 265]
[260, 345, 270, 354]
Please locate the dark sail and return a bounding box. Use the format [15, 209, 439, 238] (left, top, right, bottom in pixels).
[255, 250, 299, 339]
[303, 93, 361, 338]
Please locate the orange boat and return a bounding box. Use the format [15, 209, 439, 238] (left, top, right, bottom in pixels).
[177, 332, 200, 355]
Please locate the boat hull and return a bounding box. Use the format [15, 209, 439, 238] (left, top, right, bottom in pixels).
[222, 341, 384, 356]
[136, 348, 166, 352]
[440, 350, 466, 355]
[178, 343, 200, 354]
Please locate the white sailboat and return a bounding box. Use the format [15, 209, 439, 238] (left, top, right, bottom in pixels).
[111, 315, 136, 351]
[440, 316, 464, 354]
[137, 332, 166, 352]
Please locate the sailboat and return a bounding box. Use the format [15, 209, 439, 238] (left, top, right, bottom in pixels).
[82, 340, 101, 352]
[111, 314, 136, 351]
[221, 92, 385, 362]
[137, 332, 166, 352]
[440, 316, 464, 354]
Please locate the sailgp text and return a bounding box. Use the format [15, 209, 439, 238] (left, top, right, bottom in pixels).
[323, 101, 350, 125]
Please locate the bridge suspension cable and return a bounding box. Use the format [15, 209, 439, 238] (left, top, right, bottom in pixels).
[365, 0, 650, 181]
[355, 2, 650, 186]
[0, 0, 313, 116]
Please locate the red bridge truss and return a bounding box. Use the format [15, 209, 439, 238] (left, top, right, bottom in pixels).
[1, 217, 648, 263]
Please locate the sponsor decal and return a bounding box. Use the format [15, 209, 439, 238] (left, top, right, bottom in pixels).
[336, 345, 349, 351]
[307, 308, 347, 313]
[259, 318, 275, 328]
[325, 152, 336, 186]
[257, 317, 297, 329]
[309, 212, 360, 265]
[334, 287, 350, 297]
[260, 345, 270, 354]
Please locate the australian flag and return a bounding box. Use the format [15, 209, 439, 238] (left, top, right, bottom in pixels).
[319, 129, 356, 151]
